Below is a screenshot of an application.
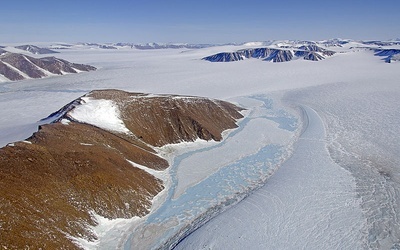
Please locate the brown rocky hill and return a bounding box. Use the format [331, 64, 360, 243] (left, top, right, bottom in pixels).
[0, 52, 96, 81]
[0, 89, 243, 249]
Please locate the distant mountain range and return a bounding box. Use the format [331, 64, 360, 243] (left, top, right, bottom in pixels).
[203, 44, 336, 62]
[74, 42, 222, 49]
[34, 39, 400, 64]
[0, 52, 96, 81]
[14, 39, 398, 53]
[132, 43, 220, 50]
[201, 39, 400, 63]
[15, 45, 58, 54]
[1, 39, 398, 83]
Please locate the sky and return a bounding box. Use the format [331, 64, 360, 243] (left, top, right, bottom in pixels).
[1, 0, 399, 44]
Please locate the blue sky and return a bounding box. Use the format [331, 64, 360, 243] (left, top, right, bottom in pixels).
[1, 0, 399, 43]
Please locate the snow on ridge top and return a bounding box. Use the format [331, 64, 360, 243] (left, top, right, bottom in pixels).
[242, 41, 273, 47]
[127, 92, 211, 101]
[67, 97, 131, 134]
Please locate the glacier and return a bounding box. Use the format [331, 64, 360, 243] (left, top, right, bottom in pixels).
[175, 104, 365, 249]
[0, 40, 400, 249]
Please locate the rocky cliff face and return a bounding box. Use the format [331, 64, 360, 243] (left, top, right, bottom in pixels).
[0, 89, 243, 249]
[0, 52, 96, 81]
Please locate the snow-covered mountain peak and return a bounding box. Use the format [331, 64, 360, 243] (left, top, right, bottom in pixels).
[14, 44, 58, 54]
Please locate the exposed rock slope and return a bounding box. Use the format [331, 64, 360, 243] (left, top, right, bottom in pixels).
[0, 52, 96, 81]
[85, 90, 244, 146]
[374, 49, 400, 63]
[203, 45, 335, 62]
[0, 89, 243, 249]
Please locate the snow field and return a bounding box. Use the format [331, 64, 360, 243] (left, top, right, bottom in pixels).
[68, 97, 131, 134]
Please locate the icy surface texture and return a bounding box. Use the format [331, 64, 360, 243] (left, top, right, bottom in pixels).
[176, 105, 365, 249]
[121, 95, 299, 249]
[285, 82, 400, 249]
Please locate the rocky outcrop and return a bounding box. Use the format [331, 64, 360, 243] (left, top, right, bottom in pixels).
[0, 52, 96, 81]
[15, 45, 58, 54]
[203, 45, 335, 63]
[294, 45, 335, 60]
[0, 89, 243, 249]
[264, 49, 293, 62]
[374, 49, 400, 63]
[203, 51, 245, 62]
[302, 51, 325, 61]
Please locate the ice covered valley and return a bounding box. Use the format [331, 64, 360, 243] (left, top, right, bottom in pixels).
[1, 41, 400, 249]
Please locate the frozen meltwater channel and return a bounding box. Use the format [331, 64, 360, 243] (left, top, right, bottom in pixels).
[176, 106, 366, 249]
[114, 95, 299, 249]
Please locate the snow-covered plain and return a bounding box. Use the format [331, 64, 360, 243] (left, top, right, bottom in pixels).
[1, 42, 400, 249]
